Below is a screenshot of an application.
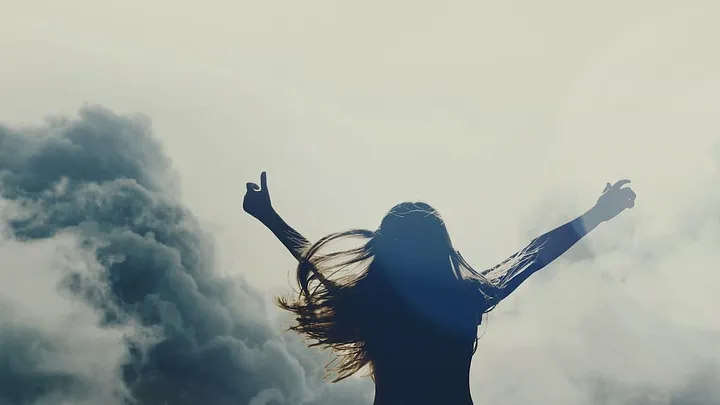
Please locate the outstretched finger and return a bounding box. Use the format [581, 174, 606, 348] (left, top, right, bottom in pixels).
[260, 171, 268, 192]
[613, 179, 631, 189]
[246, 182, 259, 192]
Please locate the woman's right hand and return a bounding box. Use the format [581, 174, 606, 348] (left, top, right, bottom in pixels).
[244, 171, 275, 221]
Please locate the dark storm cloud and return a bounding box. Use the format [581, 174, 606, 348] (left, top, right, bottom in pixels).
[0, 106, 371, 405]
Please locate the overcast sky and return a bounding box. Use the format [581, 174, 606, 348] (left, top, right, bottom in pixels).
[3, 1, 720, 404]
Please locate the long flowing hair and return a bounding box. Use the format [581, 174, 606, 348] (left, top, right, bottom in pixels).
[277, 202, 535, 382]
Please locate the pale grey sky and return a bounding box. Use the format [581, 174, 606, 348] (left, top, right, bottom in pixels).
[3, 2, 720, 403]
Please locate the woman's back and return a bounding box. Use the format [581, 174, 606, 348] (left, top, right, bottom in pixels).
[359, 274, 480, 405]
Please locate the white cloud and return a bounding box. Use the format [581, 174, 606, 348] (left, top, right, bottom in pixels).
[0, 211, 144, 405]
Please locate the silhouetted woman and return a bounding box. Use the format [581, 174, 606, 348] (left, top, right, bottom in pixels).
[244, 172, 636, 405]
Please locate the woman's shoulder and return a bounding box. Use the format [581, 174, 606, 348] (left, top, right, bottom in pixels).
[462, 277, 500, 310]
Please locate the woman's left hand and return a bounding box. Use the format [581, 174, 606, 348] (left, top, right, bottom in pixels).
[592, 179, 637, 222]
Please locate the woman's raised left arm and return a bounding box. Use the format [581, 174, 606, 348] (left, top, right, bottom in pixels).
[489, 180, 636, 301]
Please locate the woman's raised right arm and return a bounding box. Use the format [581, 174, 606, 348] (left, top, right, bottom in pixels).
[244, 172, 310, 261]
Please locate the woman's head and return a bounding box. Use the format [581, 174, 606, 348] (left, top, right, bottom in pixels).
[371, 202, 455, 272]
[375, 202, 451, 249]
